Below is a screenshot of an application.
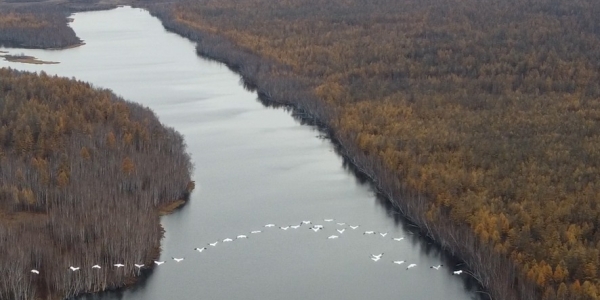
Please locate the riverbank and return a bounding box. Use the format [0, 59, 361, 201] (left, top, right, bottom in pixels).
[0, 68, 193, 300]
[1, 7, 492, 299]
[6, 2, 596, 299]
[158, 181, 195, 215]
[140, 5, 530, 300]
[69, 189, 194, 300]
[47, 42, 86, 50]
[138, 0, 600, 297]
[0, 0, 121, 50]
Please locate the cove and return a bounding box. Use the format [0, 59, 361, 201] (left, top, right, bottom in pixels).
[0, 6, 484, 300]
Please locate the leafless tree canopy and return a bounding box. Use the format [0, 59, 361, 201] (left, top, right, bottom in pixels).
[0, 7, 80, 49]
[0, 68, 193, 299]
[4, 0, 600, 298]
[144, 1, 600, 299]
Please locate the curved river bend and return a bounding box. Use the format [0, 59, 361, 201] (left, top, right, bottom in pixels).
[1, 6, 484, 300]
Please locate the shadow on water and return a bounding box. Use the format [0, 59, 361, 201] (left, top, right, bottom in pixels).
[248, 85, 491, 300]
[76, 58, 490, 300]
[70, 269, 157, 300]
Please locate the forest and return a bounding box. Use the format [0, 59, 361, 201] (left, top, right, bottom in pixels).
[3, 0, 600, 299]
[0, 8, 80, 49]
[0, 68, 193, 299]
[0, 0, 120, 49]
[139, 0, 600, 299]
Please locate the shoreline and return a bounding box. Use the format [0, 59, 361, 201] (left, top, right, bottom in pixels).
[47, 42, 86, 51]
[1, 54, 59, 64]
[142, 7, 528, 300]
[158, 199, 187, 215]
[0, 8, 196, 298]
[0, 41, 85, 51]
[63, 185, 194, 300]
[0, 68, 195, 300]
[0, 4, 515, 299]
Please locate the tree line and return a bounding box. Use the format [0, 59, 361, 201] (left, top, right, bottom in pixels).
[0, 68, 193, 299]
[138, 0, 600, 299]
[0, 6, 81, 49]
[0, 0, 121, 49]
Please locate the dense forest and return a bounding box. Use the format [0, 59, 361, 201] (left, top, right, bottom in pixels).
[0, 68, 193, 299]
[3, 0, 600, 299]
[139, 0, 600, 299]
[0, 7, 81, 49]
[0, 0, 122, 49]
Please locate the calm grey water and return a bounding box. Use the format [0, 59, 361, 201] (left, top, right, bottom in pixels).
[1, 6, 484, 300]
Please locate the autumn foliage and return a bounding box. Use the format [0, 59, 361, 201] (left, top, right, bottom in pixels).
[0, 6, 81, 49]
[142, 0, 600, 299]
[0, 68, 193, 299]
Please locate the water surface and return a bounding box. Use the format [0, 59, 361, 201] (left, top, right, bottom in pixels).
[0, 6, 483, 300]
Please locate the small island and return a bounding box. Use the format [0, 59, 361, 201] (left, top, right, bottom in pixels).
[5, 0, 600, 299]
[0, 68, 193, 299]
[1, 53, 59, 64]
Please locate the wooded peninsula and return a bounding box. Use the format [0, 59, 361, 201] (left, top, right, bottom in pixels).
[2, 0, 600, 299]
[0, 68, 193, 299]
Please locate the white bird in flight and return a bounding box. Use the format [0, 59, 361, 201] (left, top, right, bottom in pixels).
[237, 235, 248, 239]
[371, 253, 384, 259]
[31, 269, 39, 274]
[47, 220, 453, 274]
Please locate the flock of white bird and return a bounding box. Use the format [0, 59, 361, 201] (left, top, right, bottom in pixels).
[28, 218, 466, 276]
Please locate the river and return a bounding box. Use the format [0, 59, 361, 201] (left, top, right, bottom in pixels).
[0, 6, 485, 300]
